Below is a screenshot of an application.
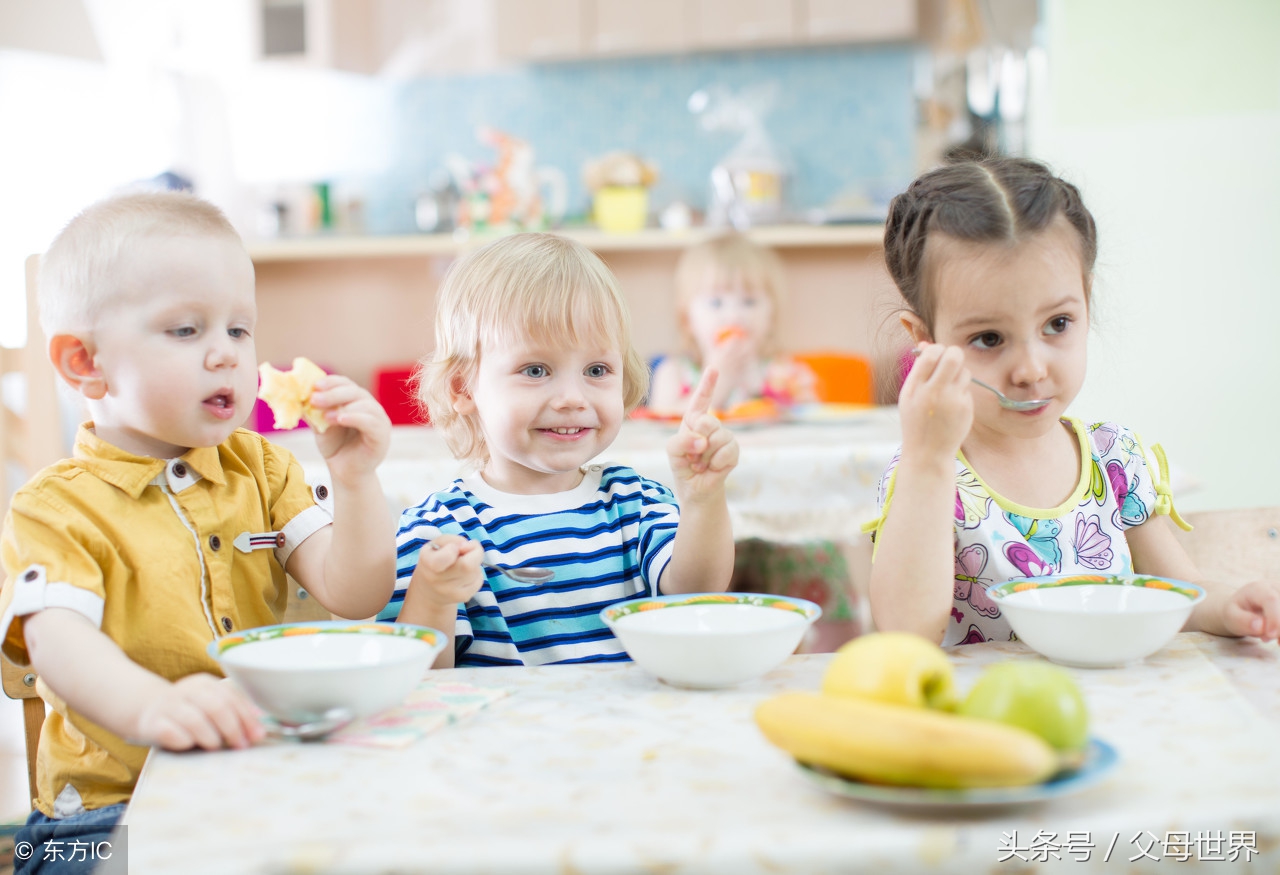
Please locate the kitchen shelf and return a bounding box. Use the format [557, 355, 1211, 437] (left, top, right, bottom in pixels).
[246, 224, 885, 262]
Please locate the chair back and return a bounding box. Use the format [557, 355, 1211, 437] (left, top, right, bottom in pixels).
[792, 351, 874, 405]
[1174, 507, 1280, 584]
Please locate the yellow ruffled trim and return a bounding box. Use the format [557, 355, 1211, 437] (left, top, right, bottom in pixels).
[1149, 442, 1192, 531]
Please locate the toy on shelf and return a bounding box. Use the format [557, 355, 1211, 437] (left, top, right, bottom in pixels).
[454, 127, 567, 233]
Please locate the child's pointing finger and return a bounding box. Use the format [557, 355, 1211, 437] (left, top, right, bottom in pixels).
[683, 367, 719, 427]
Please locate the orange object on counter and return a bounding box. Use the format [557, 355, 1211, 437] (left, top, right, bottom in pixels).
[792, 351, 874, 405]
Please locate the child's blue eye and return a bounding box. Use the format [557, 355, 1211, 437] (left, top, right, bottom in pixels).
[585, 364, 609, 378]
[169, 327, 197, 338]
[971, 332, 1001, 349]
[707, 297, 724, 309]
[522, 365, 548, 378]
[229, 327, 250, 339]
[1045, 316, 1072, 335]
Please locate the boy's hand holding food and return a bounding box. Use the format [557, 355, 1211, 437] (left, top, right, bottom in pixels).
[258, 357, 391, 484]
[667, 368, 739, 503]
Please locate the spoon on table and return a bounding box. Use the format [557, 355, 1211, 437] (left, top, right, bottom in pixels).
[265, 707, 354, 742]
[909, 348, 1051, 412]
[428, 540, 555, 583]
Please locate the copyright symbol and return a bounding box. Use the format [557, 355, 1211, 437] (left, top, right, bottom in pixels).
[14, 840, 33, 860]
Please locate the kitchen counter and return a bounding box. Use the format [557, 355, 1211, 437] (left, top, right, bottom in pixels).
[246, 223, 885, 262]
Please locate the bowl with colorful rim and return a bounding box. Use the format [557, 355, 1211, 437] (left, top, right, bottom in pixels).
[988, 574, 1205, 668]
[601, 593, 821, 689]
[209, 621, 446, 724]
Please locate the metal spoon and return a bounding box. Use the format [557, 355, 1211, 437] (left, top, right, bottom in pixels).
[428, 541, 555, 583]
[265, 707, 354, 742]
[909, 349, 1051, 412]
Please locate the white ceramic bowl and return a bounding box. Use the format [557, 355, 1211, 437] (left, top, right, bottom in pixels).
[208, 621, 446, 723]
[988, 574, 1205, 668]
[600, 594, 821, 688]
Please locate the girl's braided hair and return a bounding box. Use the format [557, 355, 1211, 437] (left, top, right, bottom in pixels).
[883, 156, 1098, 333]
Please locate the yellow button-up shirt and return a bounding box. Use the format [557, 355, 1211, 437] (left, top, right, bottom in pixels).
[0, 425, 331, 817]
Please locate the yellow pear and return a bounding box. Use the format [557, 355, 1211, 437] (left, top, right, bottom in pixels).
[822, 632, 957, 710]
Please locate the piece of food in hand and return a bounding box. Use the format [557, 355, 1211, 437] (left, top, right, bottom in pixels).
[821, 631, 957, 711]
[755, 692, 1058, 789]
[258, 357, 329, 432]
[958, 662, 1089, 753]
[716, 326, 748, 345]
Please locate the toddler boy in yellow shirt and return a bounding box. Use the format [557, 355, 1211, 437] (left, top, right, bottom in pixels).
[0, 191, 395, 871]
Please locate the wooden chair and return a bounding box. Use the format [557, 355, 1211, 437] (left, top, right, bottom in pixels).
[0, 256, 63, 807]
[792, 350, 875, 405]
[1174, 506, 1280, 584]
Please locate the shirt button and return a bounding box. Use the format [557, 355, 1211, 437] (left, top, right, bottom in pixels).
[209, 535, 221, 551]
[172, 463, 187, 478]
[275, 533, 286, 548]
[315, 484, 329, 500]
[23, 569, 36, 582]
[221, 617, 233, 632]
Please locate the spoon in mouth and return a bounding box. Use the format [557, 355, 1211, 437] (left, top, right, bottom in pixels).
[909, 349, 1051, 412]
[969, 378, 1052, 412]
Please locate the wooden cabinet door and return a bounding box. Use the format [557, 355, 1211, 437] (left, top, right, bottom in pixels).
[689, 0, 796, 49]
[494, 0, 588, 61]
[804, 0, 917, 43]
[591, 0, 688, 56]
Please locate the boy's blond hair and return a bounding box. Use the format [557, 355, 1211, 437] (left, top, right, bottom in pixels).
[39, 191, 245, 336]
[673, 232, 788, 360]
[417, 233, 648, 469]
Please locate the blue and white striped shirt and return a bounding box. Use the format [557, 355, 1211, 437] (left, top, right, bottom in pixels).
[382, 464, 680, 666]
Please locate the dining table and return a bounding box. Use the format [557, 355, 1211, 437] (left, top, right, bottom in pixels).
[108, 632, 1280, 873]
[269, 407, 904, 545]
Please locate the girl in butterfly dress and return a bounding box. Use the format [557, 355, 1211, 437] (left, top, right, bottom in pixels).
[863, 156, 1280, 646]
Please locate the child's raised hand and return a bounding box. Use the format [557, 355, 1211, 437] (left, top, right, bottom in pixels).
[407, 534, 486, 610]
[898, 343, 974, 462]
[309, 375, 392, 485]
[1218, 579, 1280, 641]
[666, 367, 739, 503]
[134, 674, 265, 751]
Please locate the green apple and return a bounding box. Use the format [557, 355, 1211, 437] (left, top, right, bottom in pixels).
[822, 632, 957, 710]
[958, 662, 1089, 752]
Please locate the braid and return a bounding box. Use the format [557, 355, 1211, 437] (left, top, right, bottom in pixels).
[883, 157, 1098, 331]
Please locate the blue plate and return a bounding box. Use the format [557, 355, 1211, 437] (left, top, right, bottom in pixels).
[798, 736, 1119, 809]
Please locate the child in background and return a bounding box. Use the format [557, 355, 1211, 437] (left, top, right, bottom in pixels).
[0, 192, 395, 865]
[651, 232, 859, 651]
[648, 233, 817, 414]
[384, 233, 739, 667]
[866, 156, 1280, 645]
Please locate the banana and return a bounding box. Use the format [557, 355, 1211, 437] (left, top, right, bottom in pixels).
[755, 692, 1059, 789]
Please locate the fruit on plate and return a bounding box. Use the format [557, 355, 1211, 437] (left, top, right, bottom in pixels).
[755, 692, 1058, 789]
[821, 632, 957, 711]
[958, 662, 1089, 753]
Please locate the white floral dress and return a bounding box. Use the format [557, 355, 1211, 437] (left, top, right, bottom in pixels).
[864, 418, 1189, 646]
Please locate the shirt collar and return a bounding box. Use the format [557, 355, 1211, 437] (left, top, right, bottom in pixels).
[72, 423, 229, 498]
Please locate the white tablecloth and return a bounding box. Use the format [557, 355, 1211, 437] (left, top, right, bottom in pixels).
[271, 409, 903, 545]
[113, 633, 1280, 874]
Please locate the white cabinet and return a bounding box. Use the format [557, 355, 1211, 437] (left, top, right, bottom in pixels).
[804, 0, 917, 43]
[256, 0, 380, 73]
[591, 0, 689, 56]
[493, 0, 588, 61]
[689, 0, 797, 50]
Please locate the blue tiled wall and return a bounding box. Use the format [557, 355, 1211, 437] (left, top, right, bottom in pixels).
[364, 45, 916, 234]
